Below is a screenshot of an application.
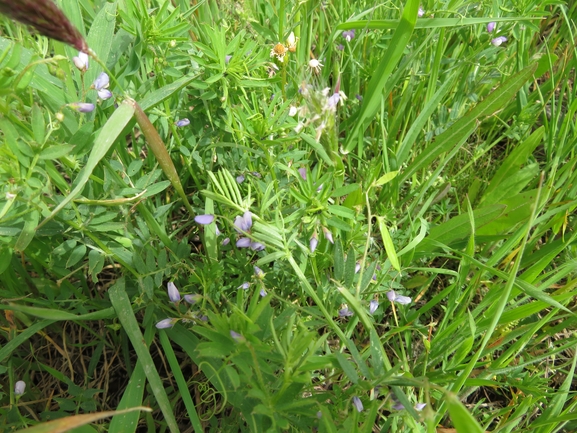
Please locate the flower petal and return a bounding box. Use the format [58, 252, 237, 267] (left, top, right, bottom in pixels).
[236, 237, 251, 248]
[194, 214, 215, 225]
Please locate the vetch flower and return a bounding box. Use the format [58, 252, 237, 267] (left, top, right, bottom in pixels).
[487, 22, 496, 33]
[491, 36, 508, 46]
[68, 102, 95, 113]
[342, 29, 355, 42]
[225, 55, 232, 64]
[415, 403, 427, 411]
[259, 288, 267, 297]
[336, 43, 344, 51]
[386, 290, 412, 305]
[234, 211, 265, 251]
[194, 214, 214, 225]
[369, 300, 379, 314]
[418, 7, 425, 17]
[184, 294, 202, 304]
[298, 167, 307, 180]
[176, 118, 190, 127]
[254, 266, 264, 278]
[236, 174, 245, 184]
[167, 282, 180, 303]
[339, 306, 353, 317]
[156, 318, 177, 329]
[310, 232, 318, 253]
[230, 330, 245, 342]
[309, 58, 323, 74]
[73, 51, 89, 71]
[222, 237, 230, 245]
[322, 226, 334, 244]
[352, 396, 364, 412]
[92, 73, 112, 100]
[237, 282, 250, 290]
[14, 380, 26, 396]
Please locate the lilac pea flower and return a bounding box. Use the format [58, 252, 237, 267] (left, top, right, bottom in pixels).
[322, 227, 334, 244]
[352, 396, 363, 412]
[237, 282, 250, 290]
[369, 300, 379, 314]
[251, 241, 265, 251]
[69, 102, 95, 113]
[386, 290, 412, 305]
[355, 262, 361, 273]
[254, 266, 264, 278]
[236, 237, 252, 248]
[225, 55, 232, 64]
[176, 118, 190, 127]
[236, 175, 245, 184]
[260, 288, 267, 297]
[184, 294, 202, 304]
[415, 403, 427, 411]
[491, 36, 508, 46]
[222, 237, 230, 245]
[234, 211, 253, 232]
[392, 401, 405, 410]
[215, 225, 222, 236]
[342, 29, 355, 42]
[97, 89, 113, 100]
[230, 330, 245, 342]
[195, 214, 214, 225]
[339, 307, 353, 317]
[418, 7, 425, 17]
[487, 22, 496, 33]
[298, 167, 307, 180]
[14, 380, 26, 396]
[73, 51, 89, 71]
[327, 92, 340, 109]
[310, 233, 318, 253]
[251, 171, 262, 178]
[156, 318, 176, 329]
[93, 72, 109, 90]
[167, 282, 180, 303]
[336, 44, 344, 51]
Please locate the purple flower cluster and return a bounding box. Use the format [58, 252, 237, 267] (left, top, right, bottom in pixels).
[234, 211, 265, 251]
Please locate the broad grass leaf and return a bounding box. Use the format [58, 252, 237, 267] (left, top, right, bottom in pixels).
[446, 392, 485, 433]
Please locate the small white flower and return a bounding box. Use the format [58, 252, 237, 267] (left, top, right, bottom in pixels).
[72, 51, 89, 71]
[286, 31, 298, 52]
[270, 43, 288, 62]
[309, 58, 323, 74]
[14, 380, 26, 396]
[289, 106, 298, 117]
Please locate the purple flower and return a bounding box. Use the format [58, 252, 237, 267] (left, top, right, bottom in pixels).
[194, 214, 214, 225]
[298, 167, 307, 180]
[487, 22, 496, 33]
[93, 72, 109, 90]
[392, 399, 426, 411]
[316, 183, 323, 192]
[386, 290, 412, 305]
[167, 282, 180, 303]
[369, 300, 379, 314]
[225, 55, 232, 64]
[355, 94, 363, 101]
[98, 89, 113, 100]
[310, 233, 318, 253]
[491, 36, 508, 46]
[156, 318, 176, 329]
[327, 93, 340, 109]
[339, 307, 353, 317]
[237, 282, 250, 290]
[73, 51, 89, 71]
[336, 44, 344, 51]
[352, 396, 363, 412]
[418, 7, 425, 17]
[234, 211, 253, 232]
[415, 403, 427, 411]
[68, 102, 95, 113]
[254, 266, 264, 278]
[322, 227, 334, 244]
[222, 237, 230, 245]
[251, 171, 262, 178]
[236, 175, 245, 184]
[184, 294, 202, 304]
[342, 29, 355, 42]
[176, 118, 190, 127]
[14, 380, 26, 396]
[230, 330, 245, 342]
[259, 288, 267, 297]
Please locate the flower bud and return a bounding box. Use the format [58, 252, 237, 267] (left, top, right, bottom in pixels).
[167, 282, 180, 303]
[14, 380, 26, 396]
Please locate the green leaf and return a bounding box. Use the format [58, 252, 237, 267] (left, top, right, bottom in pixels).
[373, 171, 399, 187]
[377, 217, 400, 271]
[334, 351, 359, 384]
[446, 392, 484, 433]
[109, 278, 180, 433]
[14, 210, 39, 252]
[38, 101, 135, 228]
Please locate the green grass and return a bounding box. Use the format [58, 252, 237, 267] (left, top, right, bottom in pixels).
[1, 0, 577, 432]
